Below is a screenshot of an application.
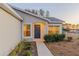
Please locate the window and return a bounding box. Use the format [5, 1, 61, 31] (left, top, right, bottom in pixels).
[24, 24, 31, 37]
[48, 26, 60, 35]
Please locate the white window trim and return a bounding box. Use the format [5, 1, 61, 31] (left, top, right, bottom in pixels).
[48, 24, 62, 34]
[23, 23, 32, 39]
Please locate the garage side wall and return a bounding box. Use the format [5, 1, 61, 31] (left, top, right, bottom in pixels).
[0, 8, 21, 55]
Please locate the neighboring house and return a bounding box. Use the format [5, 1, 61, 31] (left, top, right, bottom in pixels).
[63, 23, 79, 33]
[11, 6, 64, 42]
[63, 23, 79, 30]
[0, 4, 23, 55]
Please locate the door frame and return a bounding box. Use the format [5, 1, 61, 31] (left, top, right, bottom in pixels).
[33, 23, 41, 40]
[34, 24, 41, 39]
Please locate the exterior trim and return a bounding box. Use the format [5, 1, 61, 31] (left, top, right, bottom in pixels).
[23, 23, 32, 39]
[11, 5, 64, 24]
[0, 3, 23, 21]
[48, 24, 63, 34]
[11, 6, 51, 22]
[0, 7, 22, 21]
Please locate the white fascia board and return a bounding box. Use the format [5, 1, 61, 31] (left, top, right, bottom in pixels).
[0, 3, 23, 21]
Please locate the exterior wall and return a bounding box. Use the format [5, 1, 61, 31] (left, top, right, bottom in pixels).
[65, 32, 79, 40]
[0, 8, 21, 55]
[14, 9, 63, 42]
[14, 9, 48, 41]
[32, 22, 47, 42]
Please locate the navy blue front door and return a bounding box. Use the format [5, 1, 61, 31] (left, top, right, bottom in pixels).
[34, 25, 41, 38]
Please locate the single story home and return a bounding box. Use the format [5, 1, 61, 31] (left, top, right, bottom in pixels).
[11, 5, 64, 42]
[0, 3, 23, 55]
[0, 3, 64, 55]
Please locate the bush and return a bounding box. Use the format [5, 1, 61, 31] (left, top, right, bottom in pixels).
[58, 34, 65, 41]
[26, 51, 32, 56]
[22, 50, 32, 56]
[9, 42, 24, 56]
[24, 44, 31, 50]
[67, 36, 73, 42]
[51, 34, 61, 42]
[51, 35, 56, 42]
[9, 50, 17, 56]
[9, 42, 32, 56]
[44, 35, 53, 42]
[44, 34, 65, 42]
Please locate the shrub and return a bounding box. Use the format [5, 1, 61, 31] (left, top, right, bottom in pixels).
[58, 34, 65, 41]
[26, 50, 32, 56]
[22, 50, 32, 56]
[67, 36, 73, 42]
[24, 44, 31, 50]
[44, 35, 53, 42]
[9, 50, 17, 56]
[15, 46, 19, 53]
[44, 34, 65, 42]
[9, 42, 24, 56]
[51, 35, 56, 42]
[9, 42, 32, 56]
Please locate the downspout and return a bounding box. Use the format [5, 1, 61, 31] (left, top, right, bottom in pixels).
[18, 19, 23, 55]
[21, 20, 23, 41]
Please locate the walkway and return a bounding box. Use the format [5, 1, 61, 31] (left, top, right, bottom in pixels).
[36, 41, 53, 56]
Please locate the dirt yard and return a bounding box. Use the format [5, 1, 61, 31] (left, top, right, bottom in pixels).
[45, 39, 79, 56]
[19, 42, 38, 56]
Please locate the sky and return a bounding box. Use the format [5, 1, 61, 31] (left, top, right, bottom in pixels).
[10, 3, 79, 24]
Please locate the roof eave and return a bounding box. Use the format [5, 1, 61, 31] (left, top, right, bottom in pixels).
[11, 5, 51, 23]
[48, 21, 63, 24]
[0, 3, 23, 21]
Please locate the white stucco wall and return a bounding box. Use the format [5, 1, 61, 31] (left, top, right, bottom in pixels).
[14, 9, 48, 41]
[14, 9, 63, 42]
[0, 8, 21, 55]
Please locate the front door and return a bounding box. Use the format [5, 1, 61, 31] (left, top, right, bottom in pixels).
[34, 25, 41, 38]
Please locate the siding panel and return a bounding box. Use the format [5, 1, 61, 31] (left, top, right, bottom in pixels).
[0, 8, 21, 55]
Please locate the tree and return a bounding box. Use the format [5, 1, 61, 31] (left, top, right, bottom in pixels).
[25, 9, 31, 12]
[39, 9, 45, 16]
[46, 10, 49, 17]
[34, 10, 38, 15]
[31, 9, 35, 14]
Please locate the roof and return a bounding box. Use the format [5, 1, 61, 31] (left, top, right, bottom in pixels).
[47, 17, 64, 22]
[10, 5, 50, 22]
[10, 5, 64, 23]
[0, 3, 23, 21]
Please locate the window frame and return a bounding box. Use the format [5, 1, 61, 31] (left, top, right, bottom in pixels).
[23, 23, 32, 38]
[48, 25, 60, 34]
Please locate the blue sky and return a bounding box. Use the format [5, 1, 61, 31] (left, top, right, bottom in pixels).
[10, 3, 79, 24]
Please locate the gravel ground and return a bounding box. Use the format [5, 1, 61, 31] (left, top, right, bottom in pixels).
[45, 39, 79, 56]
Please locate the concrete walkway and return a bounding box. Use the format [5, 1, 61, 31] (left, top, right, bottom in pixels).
[36, 42, 53, 56]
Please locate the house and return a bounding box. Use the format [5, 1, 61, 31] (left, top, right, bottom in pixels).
[0, 3, 64, 55]
[11, 5, 64, 42]
[0, 3, 23, 55]
[63, 23, 79, 33]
